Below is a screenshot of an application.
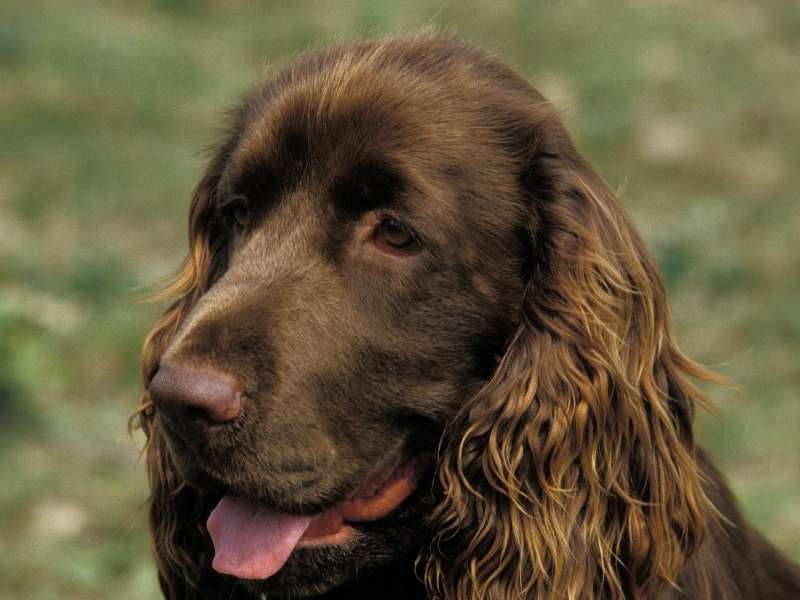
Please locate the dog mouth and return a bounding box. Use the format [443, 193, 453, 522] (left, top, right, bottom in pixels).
[206, 453, 422, 581]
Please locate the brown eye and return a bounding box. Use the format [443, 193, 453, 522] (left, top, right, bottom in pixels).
[374, 218, 416, 253]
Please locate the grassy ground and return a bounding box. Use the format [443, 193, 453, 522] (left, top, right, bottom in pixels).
[1, 1, 798, 597]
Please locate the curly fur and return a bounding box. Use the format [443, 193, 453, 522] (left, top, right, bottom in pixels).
[425, 165, 719, 599]
[133, 34, 800, 600]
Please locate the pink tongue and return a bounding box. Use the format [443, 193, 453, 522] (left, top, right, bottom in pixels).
[206, 495, 313, 580]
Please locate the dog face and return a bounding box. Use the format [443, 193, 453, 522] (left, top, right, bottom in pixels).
[142, 36, 723, 600]
[148, 39, 532, 597]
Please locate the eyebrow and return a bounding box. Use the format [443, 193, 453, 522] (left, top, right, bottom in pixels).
[330, 159, 407, 220]
[230, 122, 312, 205]
[231, 161, 281, 208]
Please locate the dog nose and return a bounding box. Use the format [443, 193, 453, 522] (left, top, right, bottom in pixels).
[149, 362, 243, 427]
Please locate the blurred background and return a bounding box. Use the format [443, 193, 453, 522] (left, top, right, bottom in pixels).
[1, 1, 798, 598]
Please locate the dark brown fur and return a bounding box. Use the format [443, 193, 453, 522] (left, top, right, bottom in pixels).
[134, 35, 800, 599]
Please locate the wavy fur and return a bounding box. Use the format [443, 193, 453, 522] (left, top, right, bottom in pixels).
[134, 169, 227, 597]
[424, 156, 723, 599]
[133, 34, 800, 600]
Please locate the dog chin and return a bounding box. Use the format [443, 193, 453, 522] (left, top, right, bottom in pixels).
[241, 541, 363, 599]
[239, 504, 430, 599]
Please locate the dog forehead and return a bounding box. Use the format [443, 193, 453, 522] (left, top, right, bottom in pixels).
[217, 96, 466, 234]
[221, 48, 490, 191]
[214, 43, 531, 249]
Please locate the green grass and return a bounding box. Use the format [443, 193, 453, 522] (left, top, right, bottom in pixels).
[1, 1, 798, 597]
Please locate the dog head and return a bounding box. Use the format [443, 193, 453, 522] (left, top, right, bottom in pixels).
[137, 35, 718, 600]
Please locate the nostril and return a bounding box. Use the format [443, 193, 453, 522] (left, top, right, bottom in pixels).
[148, 361, 244, 429]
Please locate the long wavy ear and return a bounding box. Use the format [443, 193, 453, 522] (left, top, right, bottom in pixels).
[426, 112, 724, 600]
[132, 166, 232, 598]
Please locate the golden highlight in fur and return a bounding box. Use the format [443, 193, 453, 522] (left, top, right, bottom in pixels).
[424, 164, 723, 600]
[132, 34, 800, 600]
[134, 169, 229, 596]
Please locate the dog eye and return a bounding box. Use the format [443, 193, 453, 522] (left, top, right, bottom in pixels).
[233, 204, 249, 228]
[222, 195, 249, 233]
[373, 218, 417, 254]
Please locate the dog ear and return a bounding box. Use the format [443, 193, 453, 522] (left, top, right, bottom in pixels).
[425, 111, 722, 600]
[132, 168, 232, 598]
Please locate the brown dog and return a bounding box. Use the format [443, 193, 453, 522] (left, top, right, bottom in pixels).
[136, 35, 800, 599]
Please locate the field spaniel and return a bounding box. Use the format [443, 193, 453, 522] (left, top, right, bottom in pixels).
[135, 35, 800, 599]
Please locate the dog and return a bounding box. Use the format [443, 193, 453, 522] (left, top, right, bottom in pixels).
[136, 34, 800, 599]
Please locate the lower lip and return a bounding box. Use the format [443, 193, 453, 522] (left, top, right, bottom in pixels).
[296, 523, 355, 548]
[294, 457, 421, 547]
